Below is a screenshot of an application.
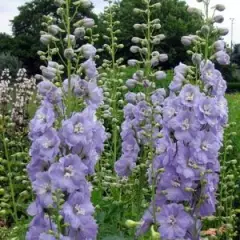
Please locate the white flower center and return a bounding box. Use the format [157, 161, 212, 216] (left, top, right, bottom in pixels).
[74, 122, 84, 133]
[171, 179, 180, 188]
[156, 144, 166, 154]
[43, 140, 52, 148]
[203, 104, 211, 116]
[75, 204, 86, 215]
[168, 215, 176, 225]
[206, 70, 213, 77]
[182, 118, 190, 130]
[185, 92, 194, 102]
[64, 165, 74, 177]
[39, 183, 51, 195]
[201, 141, 209, 151]
[36, 113, 46, 121]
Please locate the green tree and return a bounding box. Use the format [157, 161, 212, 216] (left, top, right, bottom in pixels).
[99, 0, 203, 68]
[232, 44, 240, 66]
[11, 0, 57, 75]
[0, 33, 14, 54]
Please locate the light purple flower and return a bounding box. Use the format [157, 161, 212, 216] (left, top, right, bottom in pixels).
[62, 191, 95, 229]
[215, 50, 230, 65]
[179, 84, 200, 107]
[49, 154, 88, 193]
[157, 203, 194, 239]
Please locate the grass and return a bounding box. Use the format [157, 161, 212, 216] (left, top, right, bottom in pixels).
[226, 94, 240, 156]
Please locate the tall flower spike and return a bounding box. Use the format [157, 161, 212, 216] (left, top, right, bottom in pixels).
[26, 1, 106, 239]
[98, 0, 127, 165]
[115, 0, 167, 178]
[135, 0, 229, 239]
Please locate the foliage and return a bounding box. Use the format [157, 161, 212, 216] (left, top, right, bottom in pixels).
[232, 44, 240, 66]
[0, 33, 14, 54]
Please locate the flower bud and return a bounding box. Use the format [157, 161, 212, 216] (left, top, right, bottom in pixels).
[131, 37, 141, 44]
[40, 34, 53, 45]
[213, 15, 224, 23]
[73, 0, 91, 8]
[159, 54, 168, 62]
[130, 46, 140, 53]
[80, 44, 97, 58]
[151, 226, 160, 239]
[125, 220, 142, 228]
[82, 18, 95, 28]
[74, 27, 86, 38]
[192, 53, 202, 65]
[181, 36, 192, 46]
[218, 27, 229, 36]
[126, 79, 137, 89]
[64, 48, 75, 59]
[215, 4, 225, 11]
[155, 71, 167, 80]
[48, 25, 64, 35]
[201, 25, 210, 35]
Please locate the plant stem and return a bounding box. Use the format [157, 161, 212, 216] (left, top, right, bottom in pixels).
[2, 133, 18, 223]
[109, 3, 118, 164]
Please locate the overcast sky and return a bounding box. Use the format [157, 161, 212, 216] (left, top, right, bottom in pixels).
[0, 0, 238, 44]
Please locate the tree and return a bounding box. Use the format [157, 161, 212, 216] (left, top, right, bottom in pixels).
[232, 44, 240, 66]
[98, 0, 203, 69]
[0, 33, 14, 54]
[11, 0, 57, 75]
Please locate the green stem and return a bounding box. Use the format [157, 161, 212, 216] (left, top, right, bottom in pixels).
[65, 0, 73, 116]
[2, 134, 18, 223]
[109, 3, 118, 164]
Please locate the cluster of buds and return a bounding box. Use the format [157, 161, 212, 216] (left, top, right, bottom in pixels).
[11, 69, 36, 127]
[0, 69, 13, 115]
[98, 0, 127, 163]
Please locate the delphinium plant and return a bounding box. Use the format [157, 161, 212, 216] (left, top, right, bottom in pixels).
[113, 0, 169, 234]
[128, 0, 230, 239]
[98, 0, 126, 164]
[26, 0, 106, 239]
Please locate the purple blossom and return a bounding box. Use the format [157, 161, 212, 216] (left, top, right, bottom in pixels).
[190, 131, 220, 164]
[26, 213, 55, 240]
[61, 109, 93, 147]
[30, 128, 60, 162]
[157, 203, 194, 239]
[81, 58, 98, 80]
[62, 191, 95, 229]
[215, 50, 230, 65]
[214, 40, 225, 51]
[179, 84, 200, 107]
[170, 110, 199, 142]
[114, 155, 137, 177]
[67, 215, 98, 239]
[32, 172, 53, 208]
[49, 154, 88, 193]
[29, 102, 55, 140]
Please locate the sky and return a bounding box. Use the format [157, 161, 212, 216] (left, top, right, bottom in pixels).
[0, 0, 238, 44]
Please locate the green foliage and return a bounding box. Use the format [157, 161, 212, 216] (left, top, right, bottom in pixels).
[227, 82, 240, 93]
[0, 33, 14, 54]
[232, 44, 240, 66]
[11, 0, 57, 75]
